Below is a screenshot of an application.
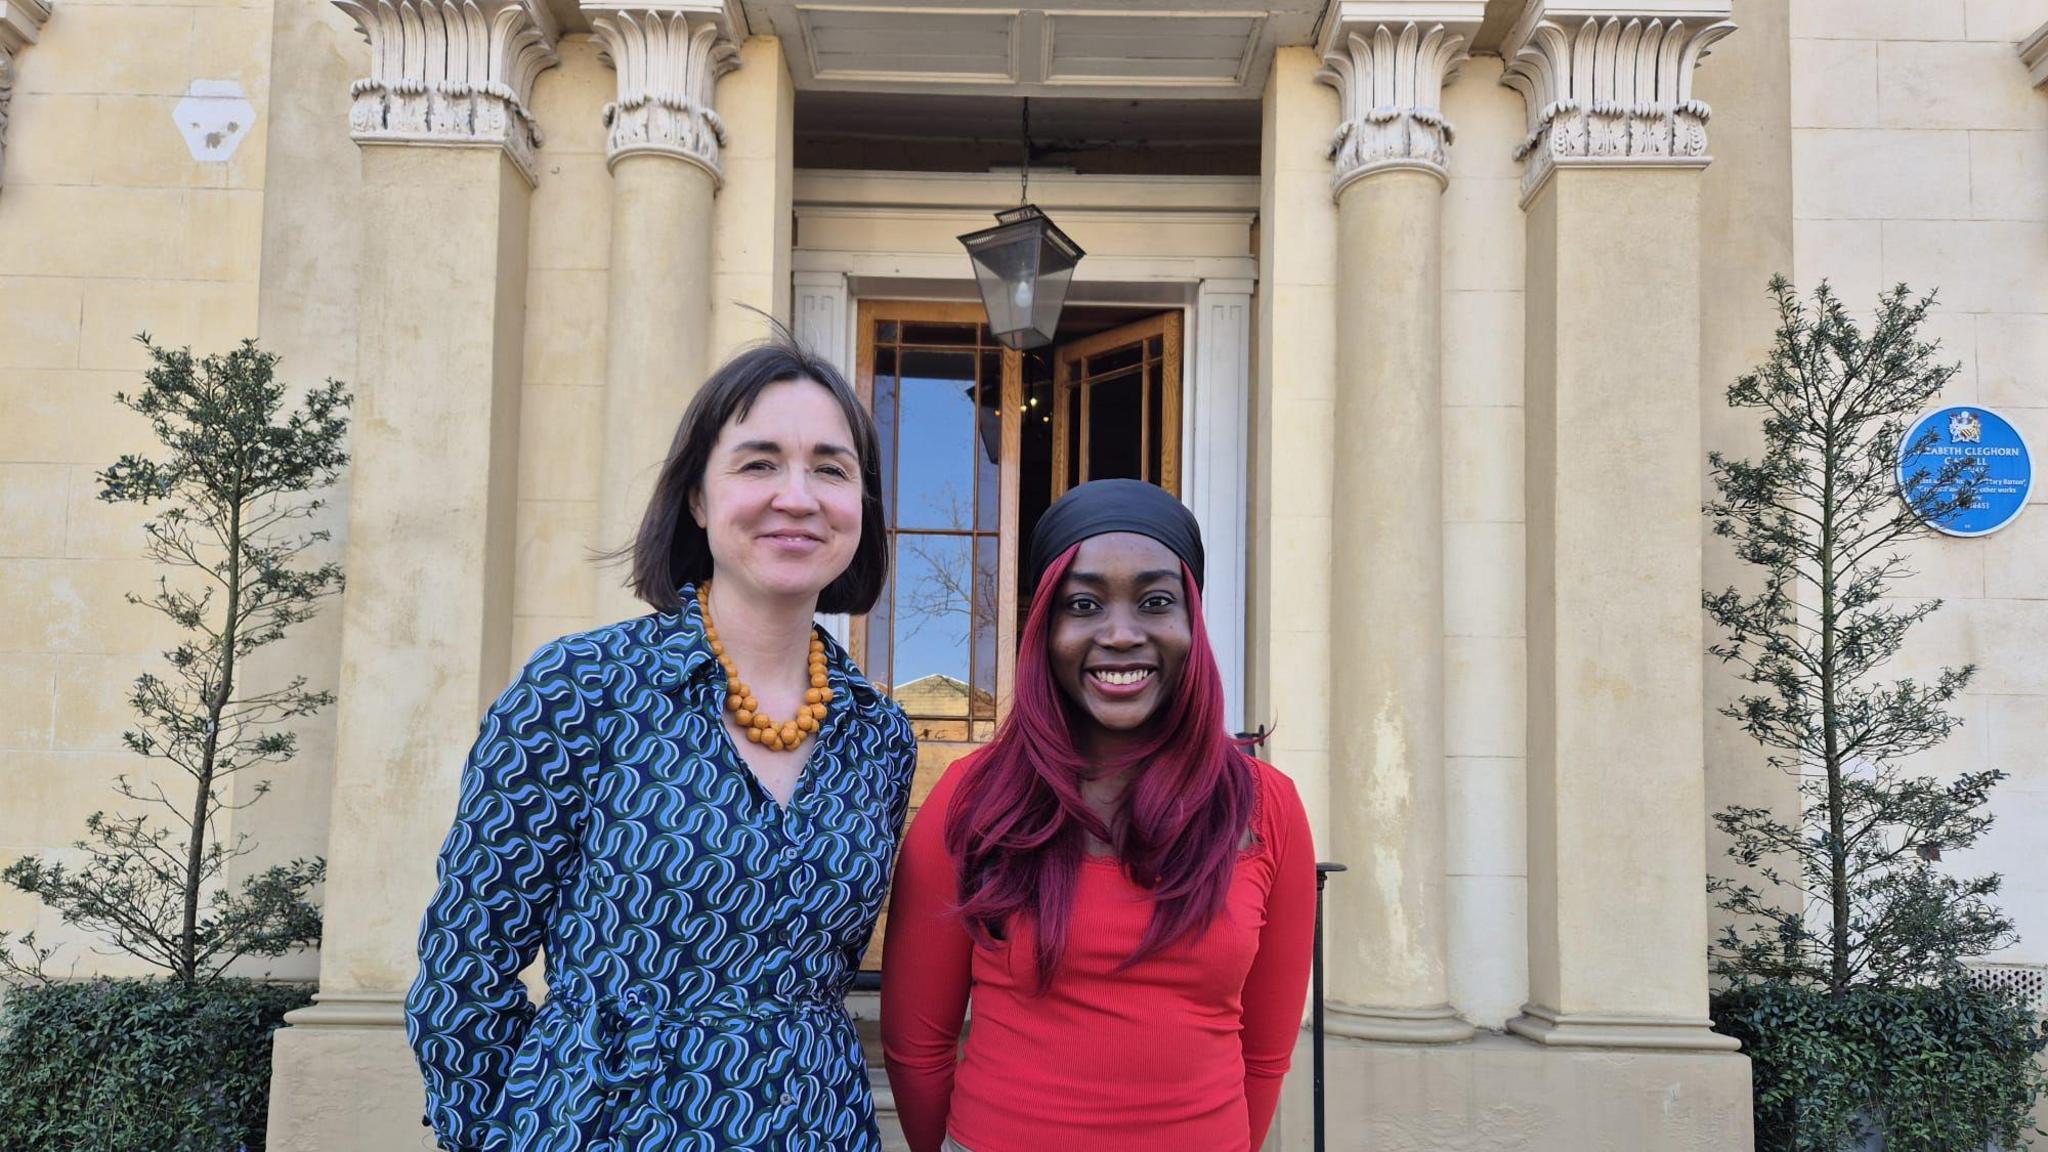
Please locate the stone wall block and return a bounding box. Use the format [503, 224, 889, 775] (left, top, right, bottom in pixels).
[1442, 407, 1524, 524]
[1793, 128, 1972, 220]
[0, 655, 57, 749]
[1967, 128, 2048, 221]
[1791, 0, 1966, 41]
[1791, 37, 1880, 128]
[0, 463, 66, 557]
[1441, 288, 1524, 406]
[1879, 40, 2046, 130]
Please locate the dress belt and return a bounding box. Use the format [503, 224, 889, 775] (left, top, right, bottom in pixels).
[541, 978, 847, 1090]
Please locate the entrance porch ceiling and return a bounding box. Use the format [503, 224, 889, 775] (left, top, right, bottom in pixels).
[735, 0, 1325, 99]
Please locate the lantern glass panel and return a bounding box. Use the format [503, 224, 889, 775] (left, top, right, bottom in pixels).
[959, 206, 1084, 351]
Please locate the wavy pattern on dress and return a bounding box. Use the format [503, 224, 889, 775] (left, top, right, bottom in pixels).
[405, 587, 917, 1152]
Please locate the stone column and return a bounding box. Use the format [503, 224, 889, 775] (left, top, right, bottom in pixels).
[1314, 4, 1477, 1044]
[1501, 0, 1743, 1051]
[267, 3, 557, 1149]
[586, 1, 738, 624]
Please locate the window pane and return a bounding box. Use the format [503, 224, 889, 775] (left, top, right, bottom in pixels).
[972, 535, 998, 718]
[976, 353, 1002, 532]
[877, 321, 899, 343]
[874, 356, 898, 516]
[897, 349, 977, 529]
[1086, 343, 1144, 377]
[1019, 354, 1056, 557]
[902, 322, 978, 346]
[891, 534, 973, 715]
[865, 554, 894, 691]
[1088, 365, 1144, 483]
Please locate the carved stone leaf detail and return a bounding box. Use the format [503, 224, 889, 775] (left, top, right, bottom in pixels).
[0, 0, 53, 194]
[1502, 8, 1736, 201]
[590, 7, 740, 178]
[1317, 20, 1471, 196]
[333, 0, 561, 185]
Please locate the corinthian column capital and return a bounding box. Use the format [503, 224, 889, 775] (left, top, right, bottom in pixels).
[333, 0, 561, 186]
[0, 0, 53, 193]
[585, 1, 740, 179]
[1500, 1, 1736, 204]
[1315, 2, 1481, 196]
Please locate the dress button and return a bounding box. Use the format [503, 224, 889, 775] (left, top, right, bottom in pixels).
[779, 1091, 794, 1107]
[782, 846, 799, 861]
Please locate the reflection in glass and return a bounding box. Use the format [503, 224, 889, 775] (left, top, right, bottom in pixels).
[874, 354, 898, 515]
[898, 351, 977, 530]
[902, 322, 978, 346]
[972, 536, 998, 718]
[976, 360, 1001, 532]
[1088, 343, 1144, 377]
[866, 558, 894, 694]
[892, 535, 973, 715]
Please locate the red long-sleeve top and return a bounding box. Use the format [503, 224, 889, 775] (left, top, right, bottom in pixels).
[881, 752, 1317, 1152]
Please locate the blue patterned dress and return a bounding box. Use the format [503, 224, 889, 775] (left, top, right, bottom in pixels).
[406, 586, 918, 1152]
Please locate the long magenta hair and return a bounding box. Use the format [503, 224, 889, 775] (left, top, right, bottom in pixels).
[944, 544, 1256, 989]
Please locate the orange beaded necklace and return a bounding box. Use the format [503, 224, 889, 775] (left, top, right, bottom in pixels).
[697, 582, 833, 753]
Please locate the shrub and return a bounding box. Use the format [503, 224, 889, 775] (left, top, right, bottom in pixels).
[0, 977, 312, 1152]
[1713, 980, 2047, 1152]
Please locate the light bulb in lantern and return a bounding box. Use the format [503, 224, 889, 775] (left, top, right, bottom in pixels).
[1011, 278, 1035, 312]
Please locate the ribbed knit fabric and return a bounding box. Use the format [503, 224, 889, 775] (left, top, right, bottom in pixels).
[881, 752, 1317, 1152]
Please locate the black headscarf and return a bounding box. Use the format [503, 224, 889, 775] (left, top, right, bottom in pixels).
[1025, 479, 1205, 594]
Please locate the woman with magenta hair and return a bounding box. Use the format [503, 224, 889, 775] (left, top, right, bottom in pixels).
[880, 478, 1317, 1152]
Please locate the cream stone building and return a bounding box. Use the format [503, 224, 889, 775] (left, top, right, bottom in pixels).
[1, 0, 2045, 1147]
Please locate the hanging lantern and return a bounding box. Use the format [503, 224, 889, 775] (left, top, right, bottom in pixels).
[958, 205, 1085, 351]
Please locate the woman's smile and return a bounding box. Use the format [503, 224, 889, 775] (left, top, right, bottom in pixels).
[759, 527, 825, 552]
[1086, 665, 1156, 698]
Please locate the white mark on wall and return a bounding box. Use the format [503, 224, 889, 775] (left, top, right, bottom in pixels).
[1371, 693, 1425, 983]
[173, 80, 255, 163]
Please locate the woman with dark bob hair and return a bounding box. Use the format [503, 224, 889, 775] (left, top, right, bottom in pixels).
[407, 336, 917, 1152]
[881, 479, 1316, 1152]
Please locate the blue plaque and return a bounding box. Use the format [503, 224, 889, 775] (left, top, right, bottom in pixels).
[1898, 405, 2033, 537]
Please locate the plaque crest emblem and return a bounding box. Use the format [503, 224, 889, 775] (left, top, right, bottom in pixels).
[1949, 410, 1982, 444]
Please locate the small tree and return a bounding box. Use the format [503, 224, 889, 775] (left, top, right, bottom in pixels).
[1705, 277, 2012, 993]
[1, 337, 350, 986]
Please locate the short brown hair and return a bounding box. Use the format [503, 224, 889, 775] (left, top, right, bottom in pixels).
[621, 335, 887, 615]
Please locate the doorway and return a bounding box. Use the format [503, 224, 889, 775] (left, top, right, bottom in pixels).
[849, 298, 1183, 968]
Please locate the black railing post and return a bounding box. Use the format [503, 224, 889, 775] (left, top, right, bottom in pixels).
[1313, 862, 1346, 1152]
